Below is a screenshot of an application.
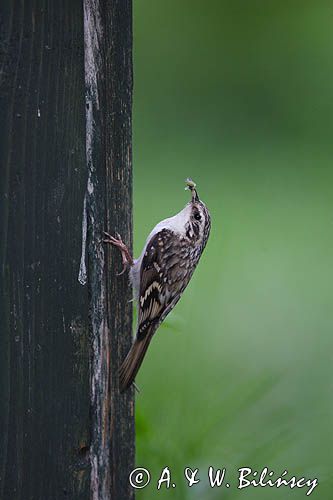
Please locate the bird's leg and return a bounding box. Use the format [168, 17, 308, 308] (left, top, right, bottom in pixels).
[103, 232, 134, 275]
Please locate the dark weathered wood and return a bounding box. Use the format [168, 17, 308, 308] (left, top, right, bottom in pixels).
[0, 1, 91, 498]
[84, 0, 134, 498]
[0, 0, 134, 498]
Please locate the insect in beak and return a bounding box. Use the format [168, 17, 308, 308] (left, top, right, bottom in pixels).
[185, 177, 200, 202]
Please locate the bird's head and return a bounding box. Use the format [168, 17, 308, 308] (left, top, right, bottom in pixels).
[183, 178, 211, 245]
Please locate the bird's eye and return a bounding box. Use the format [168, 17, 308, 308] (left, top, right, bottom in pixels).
[194, 211, 201, 221]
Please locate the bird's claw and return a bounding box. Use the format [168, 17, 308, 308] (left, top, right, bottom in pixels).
[116, 265, 127, 276]
[103, 231, 133, 275]
[103, 231, 121, 245]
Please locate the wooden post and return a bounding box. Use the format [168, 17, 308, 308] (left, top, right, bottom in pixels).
[0, 0, 134, 498]
[84, 0, 134, 498]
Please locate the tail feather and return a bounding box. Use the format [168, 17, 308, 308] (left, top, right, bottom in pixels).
[119, 334, 153, 392]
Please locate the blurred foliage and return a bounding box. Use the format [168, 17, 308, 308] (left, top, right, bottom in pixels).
[133, 2, 333, 499]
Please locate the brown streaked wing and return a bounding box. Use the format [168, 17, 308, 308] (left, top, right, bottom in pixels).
[137, 228, 194, 339]
[137, 230, 170, 338]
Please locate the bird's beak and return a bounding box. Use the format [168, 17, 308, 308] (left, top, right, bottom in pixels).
[191, 187, 200, 203]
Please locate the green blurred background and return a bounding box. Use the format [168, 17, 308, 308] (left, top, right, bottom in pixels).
[132, 2, 333, 498]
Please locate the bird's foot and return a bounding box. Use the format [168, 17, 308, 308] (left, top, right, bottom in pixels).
[103, 232, 133, 275]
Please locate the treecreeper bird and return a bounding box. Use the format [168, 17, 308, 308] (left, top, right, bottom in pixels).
[103, 179, 211, 392]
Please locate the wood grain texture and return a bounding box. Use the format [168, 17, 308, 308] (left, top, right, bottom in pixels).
[0, 0, 134, 498]
[0, 1, 90, 498]
[84, 0, 134, 499]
